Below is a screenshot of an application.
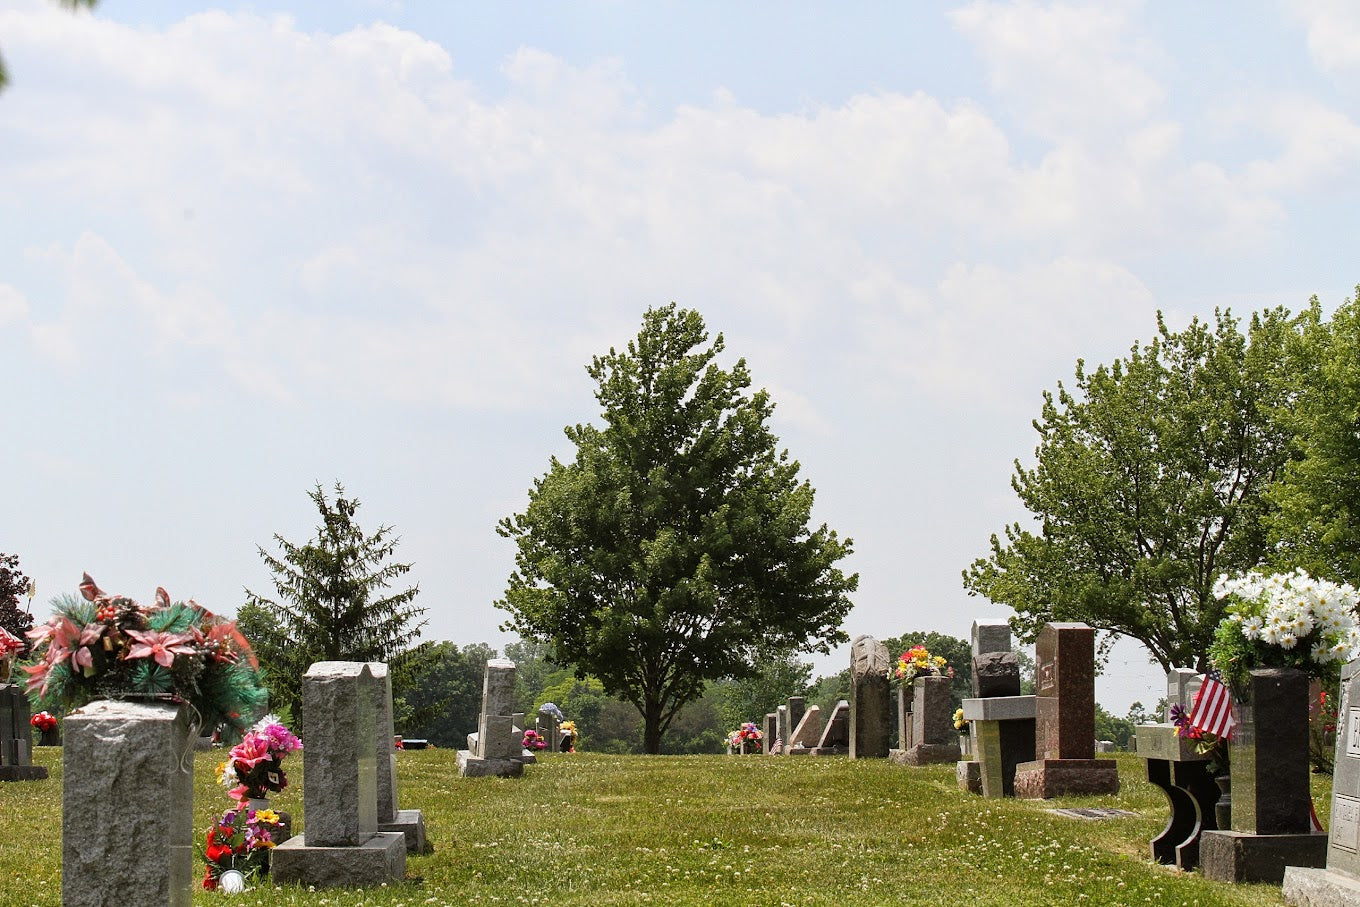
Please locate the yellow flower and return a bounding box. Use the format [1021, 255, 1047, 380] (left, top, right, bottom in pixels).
[254, 809, 280, 824]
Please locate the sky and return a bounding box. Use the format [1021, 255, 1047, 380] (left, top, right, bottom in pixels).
[3, 0, 1360, 715]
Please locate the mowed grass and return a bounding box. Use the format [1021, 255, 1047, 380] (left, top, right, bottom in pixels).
[0, 747, 1329, 906]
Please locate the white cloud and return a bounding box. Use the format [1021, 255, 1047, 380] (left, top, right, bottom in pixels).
[0, 284, 28, 325]
[1287, 0, 1360, 71]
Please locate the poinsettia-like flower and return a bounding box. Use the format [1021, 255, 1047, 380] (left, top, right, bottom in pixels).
[229, 733, 273, 770]
[123, 629, 196, 669]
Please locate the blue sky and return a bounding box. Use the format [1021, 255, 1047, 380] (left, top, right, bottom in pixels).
[4, 0, 1360, 713]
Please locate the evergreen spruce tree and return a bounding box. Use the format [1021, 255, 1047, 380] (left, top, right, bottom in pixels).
[238, 483, 433, 731]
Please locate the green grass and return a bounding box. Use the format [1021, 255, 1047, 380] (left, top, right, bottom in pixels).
[0, 748, 1325, 906]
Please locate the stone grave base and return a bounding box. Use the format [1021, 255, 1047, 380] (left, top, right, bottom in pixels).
[786, 745, 812, 757]
[809, 746, 848, 756]
[1199, 829, 1327, 884]
[957, 760, 981, 794]
[1013, 759, 1119, 799]
[891, 742, 961, 766]
[379, 808, 431, 855]
[270, 831, 406, 888]
[457, 750, 525, 778]
[1282, 866, 1360, 906]
[0, 764, 48, 781]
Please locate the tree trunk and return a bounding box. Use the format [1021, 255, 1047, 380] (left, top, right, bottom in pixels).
[642, 699, 665, 754]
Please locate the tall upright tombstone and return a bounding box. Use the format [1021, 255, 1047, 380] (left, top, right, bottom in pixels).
[959, 617, 1034, 797]
[0, 682, 47, 781]
[786, 704, 822, 754]
[62, 700, 194, 907]
[457, 659, 526, 778]
[811, 700, 850, 755]
[763, 713, 777, 755]
[787, 696, 806, 744]
[367, 663, 430, 854]
[1201, 667, 1326, 884]
[1013, 622, 1119, 799]
[895, 675, 960, 765]
[1284, 657, 1360, 903]
[849, 635, 891, 759]
[271, 662, 407, 888]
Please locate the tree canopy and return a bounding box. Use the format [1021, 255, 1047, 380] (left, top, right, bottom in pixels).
[497, 304, 857, 753]
[0, 0, 96, 93]
[238, 482, 434, 730]
[0, 553, 34, 656]
[1268, 290, 1360, 585]
[963, 308, 1299, 671]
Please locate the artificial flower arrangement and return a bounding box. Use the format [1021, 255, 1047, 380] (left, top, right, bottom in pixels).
[23, 574, 268, 736]
[1208, 568, 1360, 697]
[558, 719, 578, 752]
[30, 711, 57, 733]
[953, 707, 969, 733]
[523, 729, 547, 751]
[201, 803, 285, 890]
[217, 715, 302, 802]
[727, 721, 763, 750]
[894, 644, 953, 684]
[0, 627, 22, 682]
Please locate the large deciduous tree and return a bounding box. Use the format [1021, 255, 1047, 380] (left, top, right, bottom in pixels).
[963, 308, 1299, 672]
[497, 304, 857, 753]
[1269, 290, 1360, 585]
[237, 482, 433, 730]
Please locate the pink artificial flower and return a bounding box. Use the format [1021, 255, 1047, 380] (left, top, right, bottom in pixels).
[123, 629, 196, 669]
[229, 733, 273, 771]
[0, 626, 22, 657]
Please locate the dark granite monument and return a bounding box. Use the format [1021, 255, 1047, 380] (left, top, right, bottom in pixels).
[1013, 622, 1119, 798]
[848, 634, 891, 759]
[958, 617, 1032, 797]
[0, 683, 47, 782]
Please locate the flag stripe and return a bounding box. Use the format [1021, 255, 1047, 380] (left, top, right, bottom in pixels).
[1190, 673, 1236, 740]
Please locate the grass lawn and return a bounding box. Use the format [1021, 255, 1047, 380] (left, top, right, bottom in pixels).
[0, 747, 1330, 906]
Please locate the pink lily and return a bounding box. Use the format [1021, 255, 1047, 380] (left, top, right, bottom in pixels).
[124, 629, 196, 669]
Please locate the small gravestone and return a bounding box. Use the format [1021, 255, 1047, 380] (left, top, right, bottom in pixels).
[367, 663, 429, 854]
[0, 683, 47, 781]
[62, 700, 194, 906]
[786, 704, 822, 754]
[895, 675, 960, 765]
[787, 697, 806, 745]
[458, 659, 525, 778]
[972, 618, 1012, 660]
[812, 700, 850, 755]
[1013, 623, 1119, 798]
[849, 635, 891, 759]
[763, 713, 777, 755]
[1284, 657, 1360, 902]
[271, 662, 406, 888]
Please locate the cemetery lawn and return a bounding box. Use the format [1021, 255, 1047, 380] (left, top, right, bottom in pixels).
[0, 748, 1330, 906]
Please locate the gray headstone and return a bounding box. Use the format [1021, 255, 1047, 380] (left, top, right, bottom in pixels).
[1165, 668, 1199, 721]
[849, 636, 891, 759]
[763, 713, 777, 754]
[301, 662, 379, 847]
[62, 700, 195, 907]
[787, 704, 822, 750]
[776, 705, 788, 747]
[366, 663, 399, 824]
[817, 700, 850, 749]
[786, 697, 806, 740]
[971, 618, 1012, 659]
[0, 684, 45, 777]
[971, 651, 1021, 699]
[483, 659, 517, 719]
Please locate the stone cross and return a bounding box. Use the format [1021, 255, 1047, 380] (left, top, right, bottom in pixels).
[272, 662, 407, 887]
[62, 700, 193, 907]
[848, 634, 891, 759]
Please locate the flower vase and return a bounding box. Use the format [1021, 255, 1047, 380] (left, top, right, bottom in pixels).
[1213, 774, 1231, 829]
[958, 733, 972, 757]
[0, 654, 12, 684]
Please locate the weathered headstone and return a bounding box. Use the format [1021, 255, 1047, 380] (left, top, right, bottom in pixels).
[1284, 657, 1360, 903]
[62, 700, 193, 907]
[895, 675, 960, 765]
[763, 713, 777, 755]
[367, 663, 429, 854]
[812, 700, 850, 755]
[458, 659, 525, 778]
[1013, 622, 1119, 798]
[0, 683, 47, 781]
[787, 697, 806, 743]
[1202, 667, 1326, 884]
[271, 662, 406, 888]
[536, 707, 561, 753]
[848, 635, 891, 759]
[1135, 668, 1221, 872]
[958, 617, 1027, 796]
[786, 704, 822, 754]
[775, 705, 788, 753]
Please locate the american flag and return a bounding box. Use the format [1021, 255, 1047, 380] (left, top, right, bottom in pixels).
[1189, 668, 1236, 740]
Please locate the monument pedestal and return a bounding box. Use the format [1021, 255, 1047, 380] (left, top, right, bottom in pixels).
[1201, 830, 1327, 884]
[1283, 866, 1360, 907]
[379, 809, 430, 855]
[1136, 722, 1219, 870]
[962, 696, 1036, 798]
[457, 750, 525, 778]
[1013, 758, 1120, 799]
[956, 760, 982, 794]
[271, 832, 406, 888]
[898, 741, 961, 766]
